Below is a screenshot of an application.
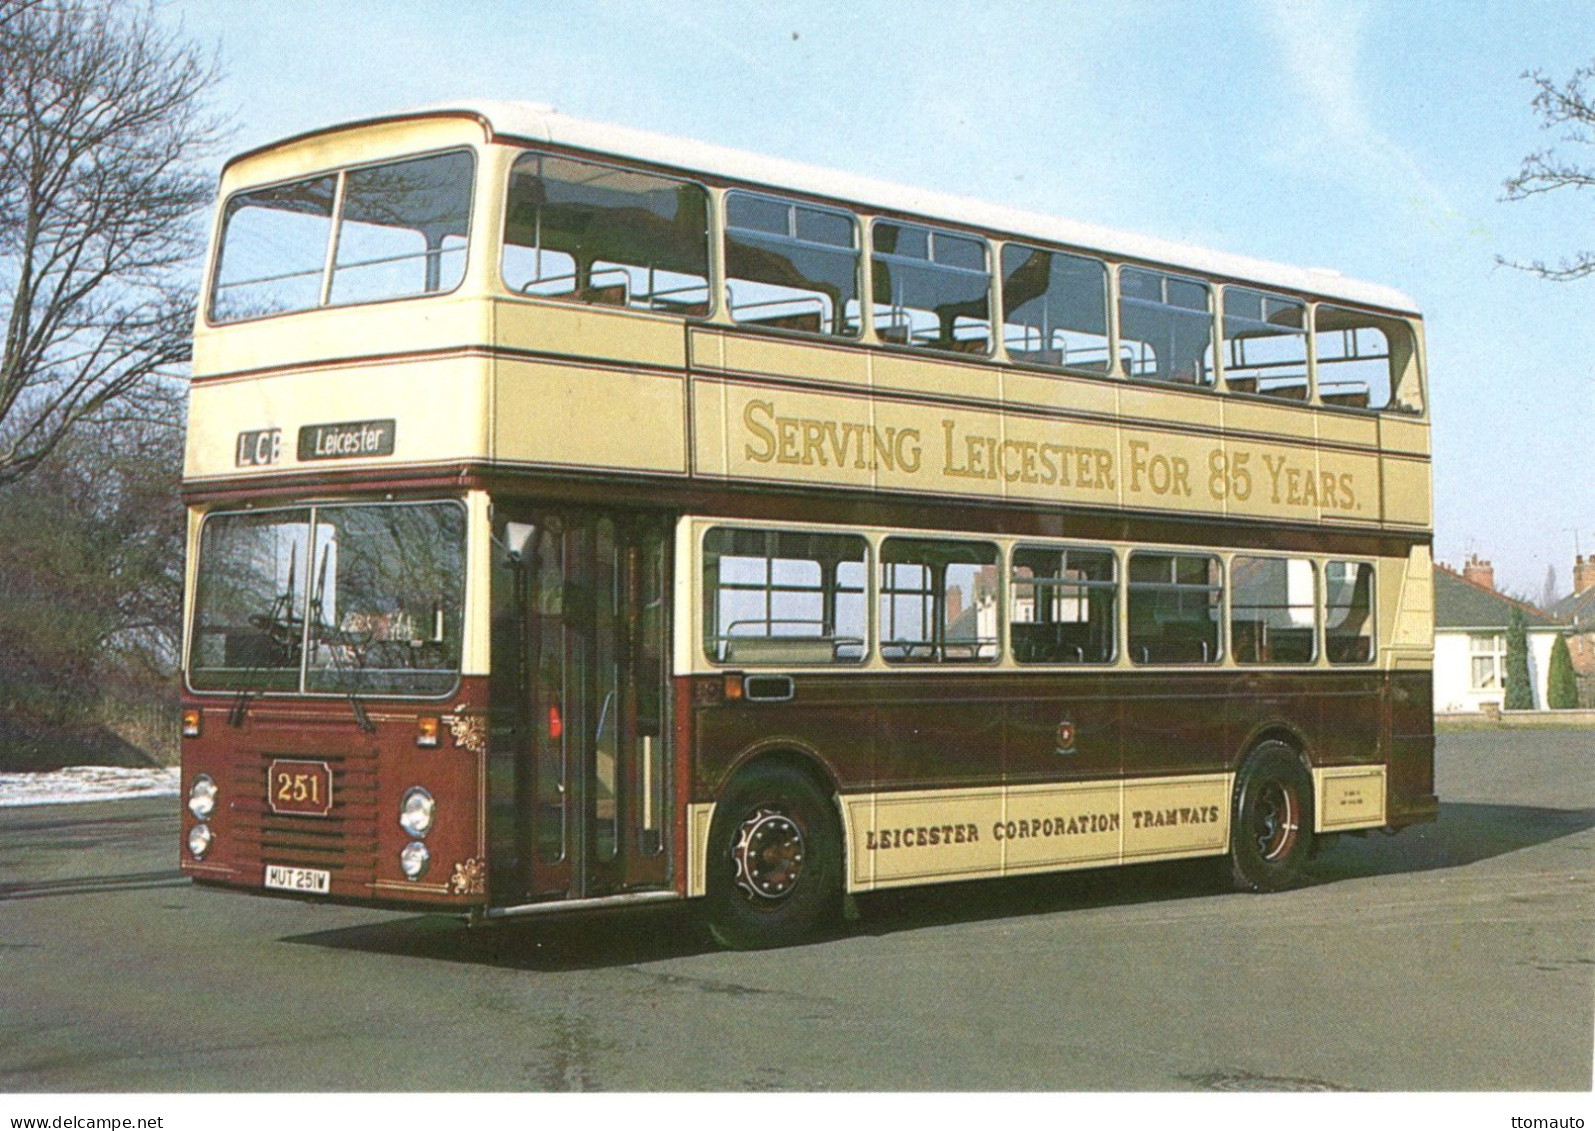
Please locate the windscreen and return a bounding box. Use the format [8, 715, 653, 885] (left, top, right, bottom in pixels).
[210, 149, 474, 323]
[190, 501, 467, 695]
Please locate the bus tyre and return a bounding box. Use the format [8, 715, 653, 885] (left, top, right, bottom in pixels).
[706, 763, 841, 950]
[1229, 742, 1314, 893]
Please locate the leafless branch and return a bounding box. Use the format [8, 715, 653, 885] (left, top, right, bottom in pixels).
[1500, 63, 1595, 281]
[0, 0, 226, 482]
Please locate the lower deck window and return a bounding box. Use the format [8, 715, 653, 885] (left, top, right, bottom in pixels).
[1230, 556, 1317, 664]
[703, 528, 867, 664]
[880, 538, 999, 663]
[1326, 561, 1377, 663]
[1010, 546, 1116, 663]
[1128, 551, 1222, 664]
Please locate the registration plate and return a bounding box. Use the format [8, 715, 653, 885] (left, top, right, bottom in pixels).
[264, 865, 331, 894]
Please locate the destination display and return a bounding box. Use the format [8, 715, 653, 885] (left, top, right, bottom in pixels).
[297, 418, 396, 461]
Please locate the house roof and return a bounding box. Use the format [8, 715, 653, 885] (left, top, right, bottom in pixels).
[1434, 566, 1563, 631]
[1552, 585, 1595, 630]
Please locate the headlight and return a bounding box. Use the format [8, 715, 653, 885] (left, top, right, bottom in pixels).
[399, 840, 430, 880]
[187, 823, 213, 859]
[188, 774, 218, 820]
[398, 786, 435, 838]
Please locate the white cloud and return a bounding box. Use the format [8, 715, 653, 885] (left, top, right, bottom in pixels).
[1258, 0, 1458, 222]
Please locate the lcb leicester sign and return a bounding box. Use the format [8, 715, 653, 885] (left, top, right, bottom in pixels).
[297, 419, 396, 461]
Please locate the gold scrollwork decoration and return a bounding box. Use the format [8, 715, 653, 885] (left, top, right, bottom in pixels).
[446, 703, 487, 753]
[449, 857, 487, 896]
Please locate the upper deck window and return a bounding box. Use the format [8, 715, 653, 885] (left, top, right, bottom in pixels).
[725, 191, 860, 337]
[1315, 306, 1422, 413]
[210, 150, 474, 324]
[1118, 267, 1214, 386]
[871, 222, 991, 355]
[503, 152, 710, 315]
[1000, 245, 1111, 373]
[1222, 288, 1308, 401]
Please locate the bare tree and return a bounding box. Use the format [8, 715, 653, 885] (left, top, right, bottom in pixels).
[1501, 63, 1595, 280]
[0, 0, 224, 485]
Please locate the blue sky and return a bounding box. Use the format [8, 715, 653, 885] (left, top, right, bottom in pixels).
[164, 0, 1595, 600]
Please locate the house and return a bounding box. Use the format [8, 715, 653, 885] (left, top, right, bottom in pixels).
[1433, 556, 1564, 713]
[1550, 554, 1595, 707]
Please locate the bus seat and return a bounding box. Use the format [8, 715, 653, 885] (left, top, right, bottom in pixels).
[721, 636, 835, 665]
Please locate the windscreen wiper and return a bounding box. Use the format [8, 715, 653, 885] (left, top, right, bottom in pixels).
[309, 543, 377, 734]
[229, 543, 299, 727]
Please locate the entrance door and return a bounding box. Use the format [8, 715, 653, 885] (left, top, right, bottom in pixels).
[515, 510, 671, 901]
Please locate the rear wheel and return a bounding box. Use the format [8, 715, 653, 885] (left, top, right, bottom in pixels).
[705, 763, 841, 950]
[1229, 741, 1314, 892]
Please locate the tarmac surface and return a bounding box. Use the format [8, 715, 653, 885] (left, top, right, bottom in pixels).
[0, 728, 1590, 1092]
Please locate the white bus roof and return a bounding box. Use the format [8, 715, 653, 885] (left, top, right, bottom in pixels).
[244, 100, 1422, 317]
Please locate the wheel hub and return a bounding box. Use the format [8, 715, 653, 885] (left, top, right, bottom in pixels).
[1253, 781, 1300, 861]
[731, 808, 806, 901]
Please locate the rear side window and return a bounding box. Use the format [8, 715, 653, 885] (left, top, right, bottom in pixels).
[503, 152, 710, 315]
[1325, 560, 1376, 663]
[1315, 306, 1422, 413]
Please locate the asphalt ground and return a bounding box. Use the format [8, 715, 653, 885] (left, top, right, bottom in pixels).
[0, 729, 1589, 1096]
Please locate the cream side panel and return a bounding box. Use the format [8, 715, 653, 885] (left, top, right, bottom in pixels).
[184, 357, 491, 480]
[1314, 765, 1387, 831]
[1389, 545, 1435, 653]
[1121, 774, 1232, 861]
[1121, 384, 1222, 431]
[193, 296, 493, 380]
[219, 118, 488, 196]
[713, 379, 1390, 527]
[494, 300, 687, 370]
[871, 351, 1001, 402]
[180, 507, 205, 671]
[493, 359, 687, 475]
[1381, 456, 1433, 528]
[1002, 369, 1120, 417]
[1315, 411, 1381, 448]
[1378, 415, 1431, 458]
[1217, 439, 1381, 525]
[842, 773, 1235, 893]
[999, 781, 1123, 874]
[687, 803, 715, 898]
[719, 334, 871, 388]
[463, 491, 493, 677]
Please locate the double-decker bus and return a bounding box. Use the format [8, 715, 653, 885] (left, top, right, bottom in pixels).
[178, 102, 1437, 948]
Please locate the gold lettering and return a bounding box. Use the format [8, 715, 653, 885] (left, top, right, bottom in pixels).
[742, 399, 776, 463]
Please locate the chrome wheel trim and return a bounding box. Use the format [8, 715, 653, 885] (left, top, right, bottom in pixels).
[731, 807, 806, 901]
[1253, 780, 1301, 862]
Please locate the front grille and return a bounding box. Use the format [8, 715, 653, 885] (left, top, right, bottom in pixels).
[228, 749, 379, 883]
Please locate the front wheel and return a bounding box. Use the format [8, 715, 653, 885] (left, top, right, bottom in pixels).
[705, 763, 841, 950]
[1229, 742, 1314, 893]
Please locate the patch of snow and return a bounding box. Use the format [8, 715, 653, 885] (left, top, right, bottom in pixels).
[0, 766, 180, 807]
